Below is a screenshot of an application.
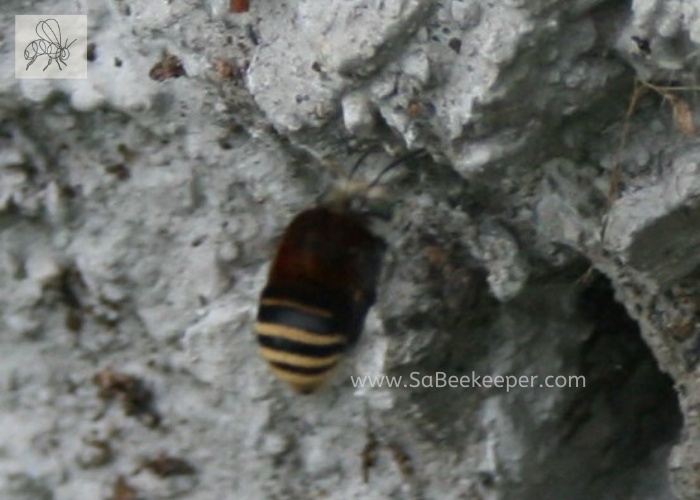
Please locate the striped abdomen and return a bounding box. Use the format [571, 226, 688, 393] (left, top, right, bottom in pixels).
[255, 287, 351, 394]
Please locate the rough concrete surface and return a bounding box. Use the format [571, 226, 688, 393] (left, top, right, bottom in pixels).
[1, 0, 700, 499]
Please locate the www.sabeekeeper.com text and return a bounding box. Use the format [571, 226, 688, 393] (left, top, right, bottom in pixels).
[351, 372, 586, 391]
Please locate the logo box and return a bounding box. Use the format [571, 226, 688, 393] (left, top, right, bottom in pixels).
[15, 15, 88, 79]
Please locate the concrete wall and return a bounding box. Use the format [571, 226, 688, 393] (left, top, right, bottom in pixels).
[1, 0, 700, 499]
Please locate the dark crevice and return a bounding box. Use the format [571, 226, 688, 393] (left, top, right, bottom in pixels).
[524, 273, 683, 500]
[572, 274, 682, 451]
[386, 264, 682, 499]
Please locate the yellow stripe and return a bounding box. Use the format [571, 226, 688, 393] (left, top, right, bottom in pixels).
[255, 322, 346, 346]
[260, 297, 333, 318]
[267, 363, 337, 393]
[258, 347, 341, 368]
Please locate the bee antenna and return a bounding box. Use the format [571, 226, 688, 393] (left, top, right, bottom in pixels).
[368, 149, 427, 188]
[348, 149, 377, 180]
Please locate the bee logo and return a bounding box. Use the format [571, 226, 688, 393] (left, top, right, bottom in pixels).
[254, 150, 424, 394]
[24, 19, 77, 72]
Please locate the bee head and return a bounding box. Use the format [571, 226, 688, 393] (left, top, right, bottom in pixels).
[319, 179, 394, 221]
[317, 149, 425, 222]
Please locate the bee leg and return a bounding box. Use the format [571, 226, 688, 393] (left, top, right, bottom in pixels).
[361, 402, 379, 483]
[361, 430, 379, 483]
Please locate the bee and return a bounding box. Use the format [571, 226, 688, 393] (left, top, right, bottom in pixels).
[254, 150, 423, 393]
[230, 0, 250, 13]
[24, 19, 77, 71]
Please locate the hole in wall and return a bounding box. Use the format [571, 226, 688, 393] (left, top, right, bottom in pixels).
[515, 273, 683, 500]
[381, 260, 682, 499]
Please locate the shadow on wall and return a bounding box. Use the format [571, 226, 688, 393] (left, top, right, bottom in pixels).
[552, 274, 683, 500]
[505, 273, 683, 500]
[384, 264, 682, 500]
